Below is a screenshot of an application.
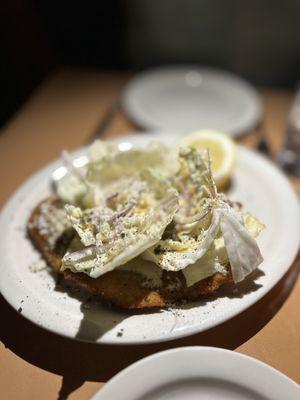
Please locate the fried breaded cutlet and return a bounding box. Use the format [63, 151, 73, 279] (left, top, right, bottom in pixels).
[27, 198, 233, 310]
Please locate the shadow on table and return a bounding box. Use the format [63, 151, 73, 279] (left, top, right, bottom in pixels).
[53, 273, 128, 344]
[1, 256, 299, 400]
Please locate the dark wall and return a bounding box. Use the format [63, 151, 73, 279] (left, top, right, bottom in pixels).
[1, 0, 300, 126]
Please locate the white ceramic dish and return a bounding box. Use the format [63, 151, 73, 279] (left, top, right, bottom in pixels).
[92, 347, 300, 400]
[0, 133, 299, 344]
[122, 67, 262, 136]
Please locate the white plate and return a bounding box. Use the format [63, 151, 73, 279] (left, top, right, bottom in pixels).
[122, 67, 262, 136]
[92, 347, 300, 400]
[0, 133, 299, 345]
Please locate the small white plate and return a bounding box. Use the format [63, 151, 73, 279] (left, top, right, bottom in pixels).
[92, 347, 300, 399]
[0, 133, 299, 344]
[122, 66, 262, 136]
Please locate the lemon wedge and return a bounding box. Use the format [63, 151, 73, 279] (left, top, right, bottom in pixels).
[181, 130, 237, 189]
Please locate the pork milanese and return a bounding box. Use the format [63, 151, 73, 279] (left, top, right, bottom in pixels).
[27, 198, 232, 310]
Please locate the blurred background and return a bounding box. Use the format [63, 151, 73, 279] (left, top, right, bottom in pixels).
[1, 0, 300, 127]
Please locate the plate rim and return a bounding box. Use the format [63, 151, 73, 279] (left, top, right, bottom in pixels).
[92, 346, 300, 399]
[122, 66, 262, 136]
[0, 132, 299, 345]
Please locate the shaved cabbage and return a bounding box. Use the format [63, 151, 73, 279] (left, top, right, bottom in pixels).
[55, 140, 170, 208]
[56, 139, 264, 286]
[182, 250, 227, 287]
[56, 174, 87, 205]
[143, 147, 264, 283]
[218, 207, 263, 282]
[87, 140, 168, 186]
[83, 140, 174, 208]
[181, 211, 265, 287]
[88, 140, 118, 162]
[61, 169, 179, 278]
[143, 210, 220, 271]
[143, 147, 219, 271]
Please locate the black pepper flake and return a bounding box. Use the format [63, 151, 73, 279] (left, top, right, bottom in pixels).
[117, 332, 123, 337]
[120, 232, 125, 238]
[18, 307, 22, 313]
[154, 245, 161, 254]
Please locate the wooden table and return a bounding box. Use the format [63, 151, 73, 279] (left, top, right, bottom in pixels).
[0, 69, 299, 400]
